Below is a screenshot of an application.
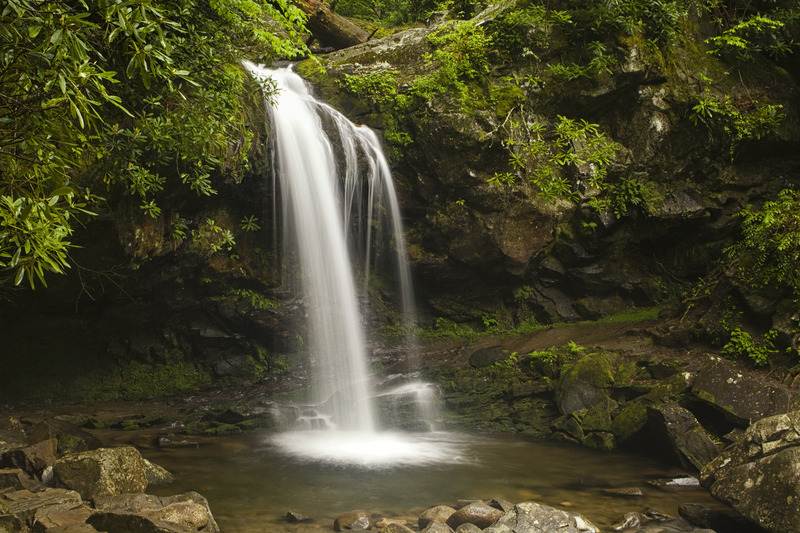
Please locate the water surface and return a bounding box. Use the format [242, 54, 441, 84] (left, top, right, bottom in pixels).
[138, 431, 722, 532]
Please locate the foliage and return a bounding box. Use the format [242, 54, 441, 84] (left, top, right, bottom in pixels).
[706, 11, 798, 60]
[0, 0, 307, 288]
[725, 189, 800, 296]
[490, 115, 619, 203]
[690, 75, 784, 149]
[722, 327, 778, 366]
[338, 70, 401, 106]
[409, 20, 492, 109]
[333, 0, 442, 24]
[190, 218, 236, 256]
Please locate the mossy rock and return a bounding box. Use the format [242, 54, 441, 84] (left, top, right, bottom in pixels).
[611, 401, 649, 443]
[581, 396, 619, 433]
[582, 431, 616, 451]
[555, 352, 617, 414]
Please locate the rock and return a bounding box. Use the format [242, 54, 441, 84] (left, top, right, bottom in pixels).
[487, 498, 515, 513]
[646, 402, 719, 470]
[0, 468, 43, 491]
[454, 524, 482, 533]
[142, 459, 174, 486]
[0, 488, 84, 528]
[555, 353, 615, 415]
[419, 505, 456, 529]
[334, 509, 371, 531]
[446, 501, 504, 529]
[27, 420, 102, 454]
[692, 357, 791, 426]
[678, 502, 762, 532]
[700, 409, 800, 533]
[53, 447, 149, 500]
[286, 510, 312, 523]
[0, 438, 58, 477]
[484, 502, 598, 533]
[469, 346, 507, 368]
[90, 491, 219, 533]
[379, 523, 415, 533]
[610, 511, 643, 531]
[421, 521, 454, 533]
[601, 487, 643, 497]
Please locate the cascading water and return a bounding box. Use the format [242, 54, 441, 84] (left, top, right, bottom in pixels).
[245, 62, 457, 466]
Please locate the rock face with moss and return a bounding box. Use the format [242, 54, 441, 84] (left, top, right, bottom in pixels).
[305, 2, 800, 342]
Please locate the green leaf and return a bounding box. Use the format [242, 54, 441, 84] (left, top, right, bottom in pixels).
[14, 268, 25, 286]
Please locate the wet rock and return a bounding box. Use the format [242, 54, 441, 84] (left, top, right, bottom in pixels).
[286, 510, 312, 523]
[484, 502, 598, 533]
[701, 409, 800, 533]
[647, 402, 719, 470]
[678, 502, 763, 532]
[53, 446, 149, 499]
[422, 521, 454, 533]
[692, 357, 791, 426]
[601, 487, 644, 498]
[487, 497, 515, 513]
[647, 476, 700, 488]
[90, 492, 219, 533]
[143, 458, 174, 486]
[0, 438, 58, 477]
[27, 420, 101, 454]
[446, 501, 504, 529]
[611, 511, 643, 531]
[454, 524, 481, 533]
[334, 509, 372, 531]
[419, 505, 457, 529]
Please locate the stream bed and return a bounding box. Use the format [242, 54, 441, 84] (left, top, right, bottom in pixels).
[115, 430, 726, 532]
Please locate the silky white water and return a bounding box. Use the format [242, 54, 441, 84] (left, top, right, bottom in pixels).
[245, 62, 440, 465]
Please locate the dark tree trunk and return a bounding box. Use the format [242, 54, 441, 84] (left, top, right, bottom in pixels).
[294, 0, 370, 50]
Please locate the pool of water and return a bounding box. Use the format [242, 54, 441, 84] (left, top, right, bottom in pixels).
[125, 430, 725, 532]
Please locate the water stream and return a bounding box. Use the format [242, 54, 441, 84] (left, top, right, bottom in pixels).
[244, 62, 442, 465]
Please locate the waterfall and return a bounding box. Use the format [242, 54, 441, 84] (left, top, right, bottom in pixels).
[244, 62, 418, 433]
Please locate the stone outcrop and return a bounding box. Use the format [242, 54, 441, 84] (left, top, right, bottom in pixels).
[692, 357, 792, 426]
[700, 409, 800, 533]
[646, 402, 720, 471]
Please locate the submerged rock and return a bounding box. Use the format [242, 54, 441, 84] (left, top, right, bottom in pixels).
[334, 509, 372, 531]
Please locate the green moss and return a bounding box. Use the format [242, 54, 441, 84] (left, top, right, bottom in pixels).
[489, 84, 525, 119]
[83, 361, 212, 402]
[610, 401, 649, 442]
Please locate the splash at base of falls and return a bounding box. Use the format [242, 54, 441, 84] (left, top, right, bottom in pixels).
[268, 431, 469, 468]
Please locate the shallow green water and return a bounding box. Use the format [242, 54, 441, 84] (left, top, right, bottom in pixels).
[134, 431, 724, 532]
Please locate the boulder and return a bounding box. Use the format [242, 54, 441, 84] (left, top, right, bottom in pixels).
[700, 409, 800, 533]
[454, 524, 482, 533]
[0, 438, 58, 477]
[90, 492, 219, 533]
[692, 357, 790, 426]
[484, 502, 598, 533]
[446, 501, 503, 529]
[419, 505, 456, 529]
[142, 459, 174, 486]
[647, 402, 719, 470]
[334, 509, 371, 531]
[53, 447, 148, 500]
[554, 353, 615, 415]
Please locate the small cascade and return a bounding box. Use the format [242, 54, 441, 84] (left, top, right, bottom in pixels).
[245, 62, 452, 466]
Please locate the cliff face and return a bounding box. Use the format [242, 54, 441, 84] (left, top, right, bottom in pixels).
[2, 4, 799, 402]
[305, 4, 800, 337]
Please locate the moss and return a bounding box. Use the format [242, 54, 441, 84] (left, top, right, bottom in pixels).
[489, 84, 525, 119]
[562, 352, 616, 389]
[83, 361, 212, 402]
[582, 431, 616, 451]
[610, 401, 649, 442]
[581, 396, 618, 432]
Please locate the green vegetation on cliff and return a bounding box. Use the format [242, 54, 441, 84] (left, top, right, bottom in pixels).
[0, 0, 307, 288]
